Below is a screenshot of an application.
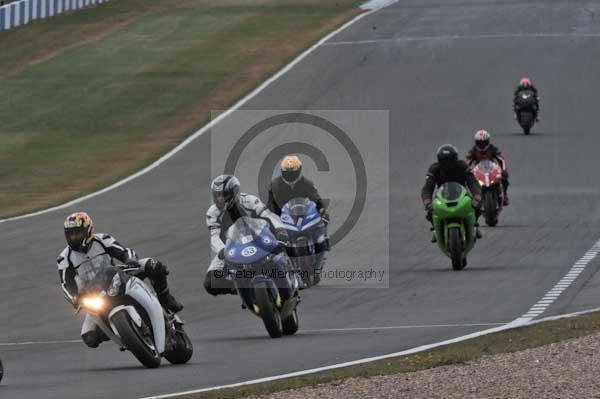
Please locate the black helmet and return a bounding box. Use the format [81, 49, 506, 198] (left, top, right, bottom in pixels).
[211, 175, 240, 210]
[436, 144, 459, 166]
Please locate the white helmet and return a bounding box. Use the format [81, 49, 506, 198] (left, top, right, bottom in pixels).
[474, 129, 491, 151]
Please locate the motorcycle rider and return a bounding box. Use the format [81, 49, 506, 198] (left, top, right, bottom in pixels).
[267, 155, 330, 252]
[57, 212, 184, 348]
[204, 175, 290, 296]
[466, 130, 510, 206]
[513, 77, 540, 120]
[421, 145, 483, 242]
[267, 155, 329, 221]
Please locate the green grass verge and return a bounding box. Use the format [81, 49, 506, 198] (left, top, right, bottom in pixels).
[174, 312, 600, 399]
[0, 0, 362, 217]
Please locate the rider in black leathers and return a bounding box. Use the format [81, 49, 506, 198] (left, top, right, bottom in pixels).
[513, 77, 540, 120]
[421, 145, 483, 242]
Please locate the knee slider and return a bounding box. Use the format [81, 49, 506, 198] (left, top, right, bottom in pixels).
[82, 331, 101, 348]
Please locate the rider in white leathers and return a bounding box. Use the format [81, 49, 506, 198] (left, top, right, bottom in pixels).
[204, 175, 287, 295]
[57, 212, 183, 348]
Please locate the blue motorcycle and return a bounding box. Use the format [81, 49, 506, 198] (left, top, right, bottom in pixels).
[280, 198, 329, 287]
[224, 217, 300, 338]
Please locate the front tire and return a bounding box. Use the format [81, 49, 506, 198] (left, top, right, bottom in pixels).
[483, 191, 498, 227]
[112, 311, 161, 368]
[448, 228, 465, 271]
[519, 111, 534, 135]
[255, 283, 283, 338]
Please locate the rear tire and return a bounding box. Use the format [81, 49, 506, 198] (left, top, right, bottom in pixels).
[282, 309, 299, 335]
[255, 284, 283, 338]
[483, 191, 498, 227]
[164, 327, 193, 365]
[448, 228, 465, 271]
[112, 311, 161, 368]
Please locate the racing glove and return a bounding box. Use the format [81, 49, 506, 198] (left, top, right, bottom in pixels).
[320, 209, 330, 225]
[423, 199, 433, 213]
[275, 228, 290, 246]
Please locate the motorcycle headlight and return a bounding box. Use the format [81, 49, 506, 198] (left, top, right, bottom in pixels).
[107, 273, 122, 297]
[81, 296, 105, 312]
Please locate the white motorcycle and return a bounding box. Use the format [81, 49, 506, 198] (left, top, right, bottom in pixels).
[77, 260, 192, 368]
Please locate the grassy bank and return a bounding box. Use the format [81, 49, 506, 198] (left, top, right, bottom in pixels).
[173, 312, 600, 399]
[0, 0, 362, 217]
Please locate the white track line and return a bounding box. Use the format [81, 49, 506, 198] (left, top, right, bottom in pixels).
[324, 32, 600, 46]
[0, 5, 381, 225]
[0, 339, 80, 347]
[514, 239, 600, 324]
[303, 323, 504, 333]
[0, 324, 503, 347]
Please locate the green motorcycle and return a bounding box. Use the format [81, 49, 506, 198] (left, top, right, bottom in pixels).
[432, 182, 477, 270]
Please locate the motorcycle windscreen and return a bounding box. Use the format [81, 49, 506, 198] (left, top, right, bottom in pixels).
[474, 160, 500, 173]
[226, 217, 269, 244]
[76, 262, 119, 293]
[284, 197, 311, 217]
[75, 257, 116, 293]
[438, 182, 466, 201]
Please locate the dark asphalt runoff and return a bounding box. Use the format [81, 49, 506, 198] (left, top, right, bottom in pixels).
[3, 1, 600, 398]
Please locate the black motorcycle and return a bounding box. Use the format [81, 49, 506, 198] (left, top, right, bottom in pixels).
[514, 89, 538, 135]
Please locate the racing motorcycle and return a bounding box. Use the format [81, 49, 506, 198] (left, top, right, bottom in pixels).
[472, 160, 504, 227]
[514, 90, 538, 135]
[432, 182, 477, 270]
[280, 197, 328, 287]
[77, 261, 193, 368]
[224, 217, 300, 338]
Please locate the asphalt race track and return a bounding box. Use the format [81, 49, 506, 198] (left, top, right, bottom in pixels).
[3, 1, 600, 398]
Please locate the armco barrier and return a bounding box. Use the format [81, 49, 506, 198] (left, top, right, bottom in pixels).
[0, 0, 108, 32]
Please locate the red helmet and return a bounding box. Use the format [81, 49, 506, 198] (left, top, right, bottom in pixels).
[519, 77, 531, 88]
[474, 129, 491, 150]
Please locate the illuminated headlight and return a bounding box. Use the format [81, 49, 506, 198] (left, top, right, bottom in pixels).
[81, 296, 105, 312]
[107, 274, 122, 297]
[478, 179, 485, 186]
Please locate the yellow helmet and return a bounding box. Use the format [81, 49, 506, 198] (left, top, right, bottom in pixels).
[280, 155, 302, 185]
[64, 212, 94, 252]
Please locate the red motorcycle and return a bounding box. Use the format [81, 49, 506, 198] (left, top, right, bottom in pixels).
[472, 160, 504, 226]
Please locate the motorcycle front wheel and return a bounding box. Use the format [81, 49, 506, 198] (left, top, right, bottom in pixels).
[255, 282, 283, 338]
[484, 190, 498, 227]
[448, 228, 465, 271]
[112, 311, 161, 368]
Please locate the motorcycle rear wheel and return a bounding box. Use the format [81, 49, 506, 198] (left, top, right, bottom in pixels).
[255, 283, 283, 338]
[164, 326, 193, 364]
[448, 228, 465, 271]
[282, 309, 299, 336]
